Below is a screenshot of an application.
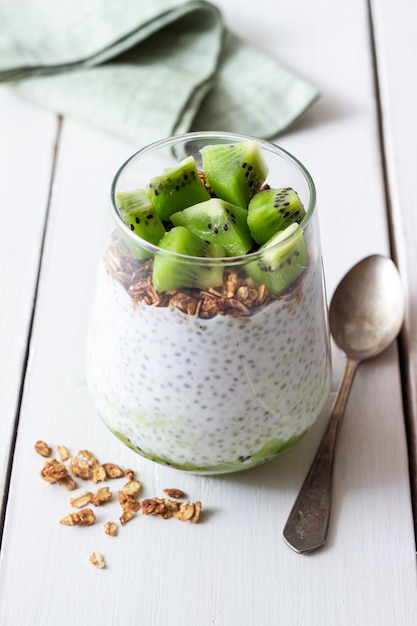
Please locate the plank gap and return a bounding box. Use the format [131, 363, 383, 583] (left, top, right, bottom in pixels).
[366, 0, 417, 548]
[0, 115, 63, 549]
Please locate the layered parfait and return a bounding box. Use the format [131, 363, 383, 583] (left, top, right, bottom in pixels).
[87, 135, 331, 473]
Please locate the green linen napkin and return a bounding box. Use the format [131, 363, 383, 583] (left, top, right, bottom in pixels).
[0, 0, 318, 146]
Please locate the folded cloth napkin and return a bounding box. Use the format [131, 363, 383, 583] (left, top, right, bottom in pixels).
[0, 0, 319, 146]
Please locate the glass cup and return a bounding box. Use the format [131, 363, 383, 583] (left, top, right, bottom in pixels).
[86, 131, 331, 474]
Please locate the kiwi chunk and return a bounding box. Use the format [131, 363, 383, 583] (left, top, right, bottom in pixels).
[171, 197, 253, 257]
[200, 140, 268, 209]
[247, 187, 306, 244]
[145, 156, 210, 221]
[116, 188, 165, 244]
[152, 226, 226, 292]
[115, 188, 165, 259]
[247, 223, 308, 294]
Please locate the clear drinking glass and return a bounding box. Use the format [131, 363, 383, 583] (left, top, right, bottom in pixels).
[86, 131, 331, 474]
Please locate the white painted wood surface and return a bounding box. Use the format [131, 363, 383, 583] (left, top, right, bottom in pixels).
[0, 88, 57, 498]
[1, 1, 416, 624]
[370, 0, 417, 524]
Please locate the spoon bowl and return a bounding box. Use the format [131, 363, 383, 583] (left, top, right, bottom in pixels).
[330, 254, 405, 361]
[283, 254, 405, 554]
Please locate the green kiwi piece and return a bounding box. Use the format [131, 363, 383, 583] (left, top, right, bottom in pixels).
[115, 188, 165, 259]
[116, 188, 165, 243]
[247, 223, 308, 295]
[200, 140, 269, 209]
[247, 187, 306, 244]
[152, 226, 226, 292]
[171, 197, 253, 257]
[145, 156, 210, 221]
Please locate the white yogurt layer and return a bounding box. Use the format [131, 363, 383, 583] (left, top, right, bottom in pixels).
[86, 255, 331, 473]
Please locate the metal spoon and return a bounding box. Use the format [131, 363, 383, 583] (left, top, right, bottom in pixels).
[283, 254, 405, 554]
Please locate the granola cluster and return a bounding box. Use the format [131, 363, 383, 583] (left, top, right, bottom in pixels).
[105, 233, 277, 318]
[141, 497, 202, 523]
[89, 552, 106, 569]
[35, 440, 203, 569]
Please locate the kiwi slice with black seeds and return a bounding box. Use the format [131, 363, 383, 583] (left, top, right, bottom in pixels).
[116, 188, 165, 259]
[116, 188, 165, 243]
[152, 226, 226, 292]
[247, 223, 308, 294]
[145, 156, 210, 221]
[171, 197, 253, 257]
[247, 187, 306, 244]
[200, 140, 268, 209]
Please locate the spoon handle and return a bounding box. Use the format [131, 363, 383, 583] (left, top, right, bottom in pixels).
[283, 358, 359, 553]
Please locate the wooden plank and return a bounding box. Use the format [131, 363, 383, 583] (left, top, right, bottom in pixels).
[369, 0, 417, 537]
[0, 86, 58, 504]
[0, 0, 416, 623]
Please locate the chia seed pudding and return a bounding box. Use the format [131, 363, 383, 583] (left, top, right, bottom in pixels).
[86, 132, 331, 474]
[87, 239, 330, 473]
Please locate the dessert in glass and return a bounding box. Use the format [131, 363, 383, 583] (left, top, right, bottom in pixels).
[86, 131, 331, 474]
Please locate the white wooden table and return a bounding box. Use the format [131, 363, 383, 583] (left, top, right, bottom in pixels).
[1, 0, 417, 624]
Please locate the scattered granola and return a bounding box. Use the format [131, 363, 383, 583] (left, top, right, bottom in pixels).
[91, 486, 112, 506]
[60, 508, 96, 526]
[103, 463, 124, 479]
[40, 458, 69, 484]
[34, 440, 52, 458]
[36, 441, 204, 570]
[163, 488, 185, 499]
[68, 485, 113, 507]
[119, 479, 142, 497]
[57, 475, 78, 491]
[68, 456, 91, 480]
[104, 522, 118, 537]
[141, 496, 203, 522]
[78, 449, 99, 467]
[57, 445, 70, 462]
[91, 464, 107, 483]
[89, 552, 106, 569]
[119, 495, 141, 525]
[173, 500, 202, 524]
[141, 497, 180, 520]
[70, 490, 93, 509]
